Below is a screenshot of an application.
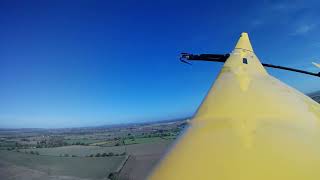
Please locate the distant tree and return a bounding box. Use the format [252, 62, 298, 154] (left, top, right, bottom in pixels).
[21, 138, 29, 142]
[108, 172, 118, 180]
[64, 154, 69, 157]
[102, 152, 107, 157]
[89, 154, 94, 157]
[108, 152, 114, 156]
[45, 136, 65, 147]
[95, 153, 101, 157]
[30, 151, 34, 155]
[71, 155, 77, 157]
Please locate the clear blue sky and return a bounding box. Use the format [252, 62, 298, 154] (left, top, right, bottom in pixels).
[0, 0, 319, 128]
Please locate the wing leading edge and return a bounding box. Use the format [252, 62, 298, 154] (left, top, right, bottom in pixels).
[149, 32, 320, 180]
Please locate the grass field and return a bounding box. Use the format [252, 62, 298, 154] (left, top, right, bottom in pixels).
[0, 140, 17, 148]
[22, 139, 174, 157]
[23, 145, 126, 157]
[64, 139, 103, 145]
[90, 140, 118, 146]
[124, 137, 165, 145]
[0, 150, 125, 179]
[126, 140, 173, 156]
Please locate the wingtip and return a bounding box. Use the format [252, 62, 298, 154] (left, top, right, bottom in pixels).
[235, 32, 254, 52]
[312, 62, 320, 68]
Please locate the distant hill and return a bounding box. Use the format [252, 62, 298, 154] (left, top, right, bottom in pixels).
[309, 90, 320, 103]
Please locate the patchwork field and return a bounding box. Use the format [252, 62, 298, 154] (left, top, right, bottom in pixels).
[22, 139, 172, 157]
[0, 120, 187, 180]
[0, 141, 174, 180]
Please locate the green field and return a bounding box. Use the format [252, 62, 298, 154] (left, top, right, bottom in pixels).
[91, 140, 118, 146]
[22, 139, 174, 157]
[124, 137, 165, 145]
[64, 139, 104, 145]
[0, 140, 17, 148]
[0, 150, 125, 179]
[23, 145, 126, 157]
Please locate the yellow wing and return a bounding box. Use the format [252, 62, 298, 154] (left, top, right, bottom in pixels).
[149, 33, 320, 180]
[313, 62, 320, 68]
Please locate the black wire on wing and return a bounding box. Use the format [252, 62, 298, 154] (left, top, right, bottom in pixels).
[180, 53, 320, 78]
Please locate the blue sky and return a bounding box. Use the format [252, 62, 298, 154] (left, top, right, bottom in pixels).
[0, 0, 319, 128]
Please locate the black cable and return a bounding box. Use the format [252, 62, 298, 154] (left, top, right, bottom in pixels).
[261, 63, 320, 77]
[180, 53, 320, 78]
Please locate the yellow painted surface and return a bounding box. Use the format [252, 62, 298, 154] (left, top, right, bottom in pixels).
[149, 33, 320, 180]
[313, 62, 320, 68]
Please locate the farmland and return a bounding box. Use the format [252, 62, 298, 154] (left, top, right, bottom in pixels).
[0, 119, 187, 180]
[0, 150, 125, 179]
